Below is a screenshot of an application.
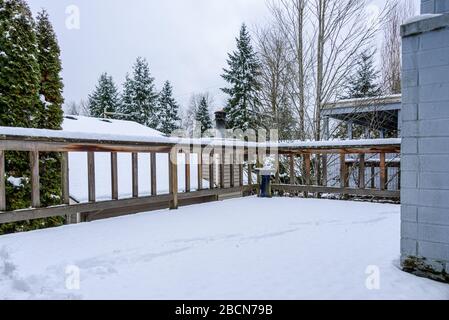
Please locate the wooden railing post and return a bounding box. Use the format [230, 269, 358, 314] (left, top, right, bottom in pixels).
[150, 153, 157, 196]
[62, 152, 70, 205]
[340, 152, 348, 188]
[359, 154, 366, 189]
[380, 152, 387, 190]
[230, 147, 235, 188]
[290, 154, 295, 185]
[220, 146, 225, 189]
[169, 148, 178, 209]
[248, 162, 253, 186]
[111, 152, 118, 200]
[185, 149, 191, 193]
[198, 150, 203, 191]
[132, 153, 139, 198]
[275, 153, 280, 184]
[238, 148, 244, 187]
[0, 150, 5, 211]
[209, 150, 215, 189]
[87, 152, 95, 203]
[30, 151, 40, 208]
[304, 153, 311, 198]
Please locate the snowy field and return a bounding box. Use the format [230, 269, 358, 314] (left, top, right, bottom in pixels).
[0, 197, 447, 300]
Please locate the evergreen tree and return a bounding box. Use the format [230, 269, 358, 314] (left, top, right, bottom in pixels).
[157, 81, 180, 135]
[195, 96, 213, 134]
[0, 0, 40, 128]
[345, 51, 381, 99]
[119, 57, 159, 128]
[0, 1, 65, 233]
[88, 73, 121, 118]
[221, 24, 262, 131]
[35, 9, 65, 215]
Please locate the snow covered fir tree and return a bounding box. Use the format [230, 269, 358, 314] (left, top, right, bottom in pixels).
[88, 72, 121, 118]
[157, 81, 180, 135]
[221, 24, 262, 131]
[195, 96, 213, 134]
[335, 51, 383, 140]
[0, 1, 65, 233]
[119, 57, 159, 128]
[344, 51, 381, 99]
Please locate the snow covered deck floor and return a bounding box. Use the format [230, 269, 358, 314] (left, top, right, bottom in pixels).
[0, 198, 447, 300]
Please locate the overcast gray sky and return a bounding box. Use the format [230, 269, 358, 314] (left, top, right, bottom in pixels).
[27, 0, 416, 111]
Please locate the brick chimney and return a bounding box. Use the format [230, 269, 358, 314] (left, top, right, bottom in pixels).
[214, 110, 226, 139]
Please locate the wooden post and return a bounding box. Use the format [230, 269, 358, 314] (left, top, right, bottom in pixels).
[290, 154, 295, 185]
[275, 153, 280, 184]
[62, 152, 70, 205]
[169, 148, 178, 209]
[30, 151, 40, 208]
[239, 155, 244, 188]
[209, 150, 215, 189]
[304, 153, 311, 198]
[230, 147, 235, 188]
[359, 154, 366, 189]
[0, 151, 5, 211]
[220, 146, 225, 189]
[197, 150, 203, 191]
[380, 152, 387, 190]
[132, 153, 139, 198]
[371, 166, 376, 189]
[111, 152, 118, 200]
[340, 152, 347, 188]
[87, 152, 95, 203]
[150, 153, 157, 196]
[322, 154, 328, 187]
[185, 150, 191, 193]
[248, 162, 253, 186]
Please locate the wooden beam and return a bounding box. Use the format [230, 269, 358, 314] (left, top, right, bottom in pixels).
[0, 150, 5, 211]
[111, 152, 118, 200]
[87, 152, 95, 202]
[239, 153, 244, 187]
[185, 150, 191, 193]
[290, 154, 295, 185]
[380, 152, 387, 190]
[169, 148, 178, 209]
[371, 166, 376, 189]
[322, 154, 328, 187]
[30, 151, 40, 208]
[150, 153, 157, 196]
[61, 152, 70, 205]
[0, 185, 258, 225]
[197, 150, 203, 191]
[359, 154, 366, 190]
[272, 184, 400, 199]
[132, 152, 138, 198]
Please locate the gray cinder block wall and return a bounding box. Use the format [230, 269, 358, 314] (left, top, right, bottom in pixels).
[401, 1, 449, 282]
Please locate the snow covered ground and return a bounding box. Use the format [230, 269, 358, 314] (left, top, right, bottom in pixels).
[0, 197, 447, 300]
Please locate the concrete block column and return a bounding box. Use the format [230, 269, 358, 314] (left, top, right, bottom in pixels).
[400, 1, 449, 282]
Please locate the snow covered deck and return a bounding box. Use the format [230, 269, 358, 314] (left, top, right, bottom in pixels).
[0, 197, 447, 300]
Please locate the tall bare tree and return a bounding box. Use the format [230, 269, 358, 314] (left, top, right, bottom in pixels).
[255, 25, 296, 140]
[268, 0, 309, 140]
[381, 0, 416, 94]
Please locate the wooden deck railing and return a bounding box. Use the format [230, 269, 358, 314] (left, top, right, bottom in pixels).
[0, 130, 401, 225]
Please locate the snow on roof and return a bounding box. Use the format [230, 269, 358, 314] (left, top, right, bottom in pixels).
[62, 115, 164, 137]
[0, 124, 401, 149]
